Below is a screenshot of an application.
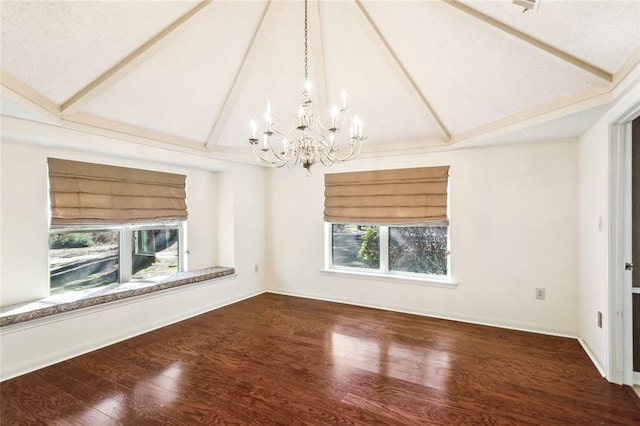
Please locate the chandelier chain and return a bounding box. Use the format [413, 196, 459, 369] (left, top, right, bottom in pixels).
[304, 0, 309, 81]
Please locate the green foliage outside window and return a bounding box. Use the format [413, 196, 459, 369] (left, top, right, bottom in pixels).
[357, 226, 380, 268]
[332, 224, 379, 269]
[389, 226, 448, 275]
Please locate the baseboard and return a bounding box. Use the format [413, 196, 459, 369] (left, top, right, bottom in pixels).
[265, 288, 577, 339]
[1, 289, 266, 381]
[624, 385, 640, 410]
[577, 338, 607, 377]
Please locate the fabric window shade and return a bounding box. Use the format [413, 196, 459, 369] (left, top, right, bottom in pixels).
[324, 166, 449, 224]
[48, 158, 187, 225]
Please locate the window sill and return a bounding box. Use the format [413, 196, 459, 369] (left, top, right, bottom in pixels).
[0, 266, 235, 328]
[320, 268, 458, 288]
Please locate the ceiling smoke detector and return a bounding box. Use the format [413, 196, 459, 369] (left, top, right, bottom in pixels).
[513, 0, 541, 13]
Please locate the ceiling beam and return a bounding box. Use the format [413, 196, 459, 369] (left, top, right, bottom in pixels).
[205, 1, 276, 148]
[354, 0, 452, 142]
[442, 0, 612, 82]
[62, 112, 209, 152]
[60, 0, 213, 115]
[1, 71, 61, 122]
[452, 86, 611, 146]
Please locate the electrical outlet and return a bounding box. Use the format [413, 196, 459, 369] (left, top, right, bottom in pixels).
[536, 288, 545, 300]
[597, 311, 602, 328]
[254, 265, 259, 273]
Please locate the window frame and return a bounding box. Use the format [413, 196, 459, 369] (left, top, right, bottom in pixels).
[324, 222, 456, 286]
[48, 221, 185, 294]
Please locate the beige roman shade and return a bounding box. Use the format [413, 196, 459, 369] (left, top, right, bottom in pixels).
[48, 158, 187, 225]
[324, 166, 449, 224]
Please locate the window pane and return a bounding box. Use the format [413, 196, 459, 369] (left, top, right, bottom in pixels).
[49, 231, 119, 295]
[332, 224, 380, 269]
[132, 229, 179, 280]
[389, 226, 448, 275]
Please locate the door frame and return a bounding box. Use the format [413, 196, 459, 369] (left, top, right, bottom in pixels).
[609, 102, 640, 385]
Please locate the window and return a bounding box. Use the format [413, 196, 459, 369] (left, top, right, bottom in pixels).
[328, 223, 449, 278]
[47, 158, 188, 295]
[49, 230, 120, 295]
[49, 224, 183, 295]
[389, 225, 448, 275]
[131, 227, 180, 280]
[324, 166, 451, 281]
[332, 224, 380, 269]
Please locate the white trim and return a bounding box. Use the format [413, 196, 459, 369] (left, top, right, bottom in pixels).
[622, 123, 634, 385]
[0, 285, 263, 381]
[380, 226, 390, 273]
[320, 268, 458, 288]
[323, 222, 332, 270]
[634, 372, 640, 385]
[266, 289, 576, 339]
[578, 337, 607, 377]
[608, 120, 626, 384]
[608, 98, 640, 385]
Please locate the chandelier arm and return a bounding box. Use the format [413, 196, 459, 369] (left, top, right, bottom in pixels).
[325, 139, 365, 163]
[252, 143, 288, 168]
[266, 138, 288, 162]
[315, 108, 350, 133]
[318, 154, 334, 167]
[315, 139, 335, 166]
[286, 158, 298, 169]
[308, 122, 325, 139]
[265, 126, 289, 138]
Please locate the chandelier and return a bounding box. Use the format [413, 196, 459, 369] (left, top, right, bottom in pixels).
[248, 0, 366, 174]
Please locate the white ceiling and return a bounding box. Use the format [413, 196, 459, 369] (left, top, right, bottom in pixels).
[1, 0, 639, 162]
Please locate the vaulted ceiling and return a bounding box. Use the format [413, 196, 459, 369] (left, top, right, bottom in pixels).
[1, 0, 639, 162]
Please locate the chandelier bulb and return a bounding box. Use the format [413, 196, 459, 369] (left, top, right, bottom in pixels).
[330, 107, 338, 129]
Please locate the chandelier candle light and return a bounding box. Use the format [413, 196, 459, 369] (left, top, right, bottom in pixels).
[248, 0, 366, 174]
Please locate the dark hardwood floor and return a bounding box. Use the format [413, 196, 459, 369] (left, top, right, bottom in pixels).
[2, 293, 639, 425]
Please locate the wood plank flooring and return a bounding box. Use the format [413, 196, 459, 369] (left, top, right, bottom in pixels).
[2, 293, 639, 425]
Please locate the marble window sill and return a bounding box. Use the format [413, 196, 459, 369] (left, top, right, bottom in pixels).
[0, 266, 235, 327]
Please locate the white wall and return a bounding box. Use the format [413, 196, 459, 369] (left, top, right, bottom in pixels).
[577, 118, 610, 373]
[266, 139, 579, 336]
[0, 120, 266, 380]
